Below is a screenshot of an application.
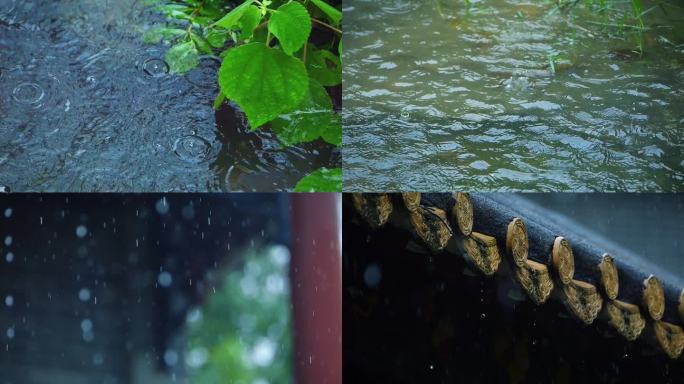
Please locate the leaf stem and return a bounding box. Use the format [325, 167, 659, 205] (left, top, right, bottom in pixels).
[312, 18, 341, 34]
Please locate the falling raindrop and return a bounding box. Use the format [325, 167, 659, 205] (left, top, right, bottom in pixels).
[164, 349, 179, 366]
[4, 235, 12, 246]
[155, 198, 170, 215]
[78, 288, 91, 302]
[5, 252, 14, 263]
[81, 318, 93, 333]
[5, 295, 14, 307]
[92, 352, 104, 366]
[75, 225, 88, 238]
[3, 208, 11, 218]
[158, 271, 172, 287]
[6, 327, 14, 339]
[363, 263, 382, 288]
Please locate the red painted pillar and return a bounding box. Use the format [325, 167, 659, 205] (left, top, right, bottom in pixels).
[290, 193, 341, 384]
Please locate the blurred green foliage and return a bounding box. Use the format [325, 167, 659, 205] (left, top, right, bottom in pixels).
[185, 245, 293, 384]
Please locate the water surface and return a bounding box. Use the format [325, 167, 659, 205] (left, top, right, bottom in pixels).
[343, 0, 684, 191]
[0, 0, 337, 191]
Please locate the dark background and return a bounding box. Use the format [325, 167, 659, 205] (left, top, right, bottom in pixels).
[343, 196, 684, 384]
[0, 194, 289, 384]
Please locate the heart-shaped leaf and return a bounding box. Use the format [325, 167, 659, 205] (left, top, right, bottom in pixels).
[218, 42, 308, 128]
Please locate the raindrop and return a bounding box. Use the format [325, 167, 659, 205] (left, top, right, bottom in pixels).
[6, 327, 14, 339]
[4, 295, 14, 307]
[75, 225, 88, 238]
[158, 271, 172, 287]
[5, 252, 14, 263]
[78, 288, 91, 302]
[251, 338, 276, 367]
[186, 347, 209, 368]
[12, 82, 45, 106]
[155, 198, 169, 215]
[173, 135, 212, 164]
[164, 349, 179, 366]
[363, 263, 382, 288]
[4, 235, 12, 246]
[92, 352, 104, 366]
[142, 58, 169, 77]
[3, 208, 11, 218]
[81, 318, 93, 333]
[181, 205, 195, 220]
[83, 330, 94, 342]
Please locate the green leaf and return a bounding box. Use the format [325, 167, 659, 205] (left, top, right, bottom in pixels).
[310, 0, 342, 25]
[294, 167, 342, 192]
[218, 42, 308, 128]
[165, 41, 200, 73]
[238, 5, 262, 40]
[321, 113, 341, 146]
[271, 80, 338, 145]
[143, 26, 186, 44]
[307, 49, 341, 86]
[213, 0, 255, 29]
[268, 2, 312, 56]
[191, 33, 213, 54]
[206, 29, 229, 48]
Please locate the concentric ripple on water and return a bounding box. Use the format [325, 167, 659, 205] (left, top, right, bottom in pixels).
[0, 0, 337, 191]
[173, 135, 212, 164]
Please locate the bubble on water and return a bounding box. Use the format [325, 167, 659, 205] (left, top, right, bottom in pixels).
[3, 208, 11, 218]
[12, 82, 45, 106]
[4, 236, 12, 246]
[142, 58, 169, 77]
[363, 264, 382, 288]
[173, 135, 212, 164]
[5, 295, 14, 307]
[158, 271, 172, 287]
[5, 252, 14, 263]
[76, 225, 88, 238]
[78, 288, 91, 302]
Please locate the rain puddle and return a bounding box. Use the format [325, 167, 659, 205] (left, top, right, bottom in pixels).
[0, 0, 338, 191]
[343, 0, 684, 191]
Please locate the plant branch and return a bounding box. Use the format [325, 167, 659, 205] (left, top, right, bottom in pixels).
[312, 18, 342, 34]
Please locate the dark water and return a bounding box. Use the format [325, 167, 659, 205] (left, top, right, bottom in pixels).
[343, 0, 684, 191]
[0, 0, 337, 192]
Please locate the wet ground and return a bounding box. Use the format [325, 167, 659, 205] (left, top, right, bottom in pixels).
[343, 0, 684, 191]
[0, 0, 338, 192]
